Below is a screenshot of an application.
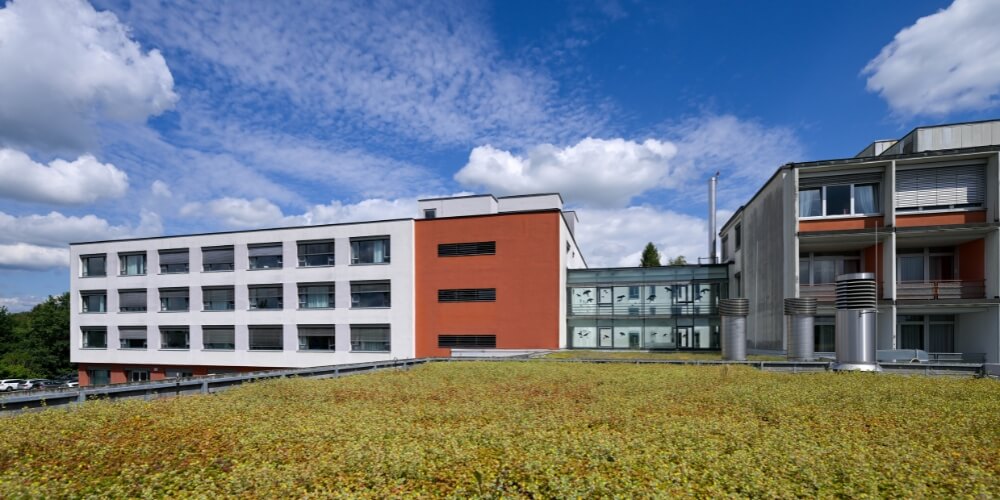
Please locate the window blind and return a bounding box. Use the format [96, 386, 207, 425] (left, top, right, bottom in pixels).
[799, 172, 882, 189]
[896, 165, 985, 210]
[159, 288, 188, 299]
[158, 250, 188, 264]
[202, 247, 234, 264]
[248, 244, 282, 256]
[118, 327, 147, 339]
[119, 290, 147, 308]
[298, 325, 335, 336]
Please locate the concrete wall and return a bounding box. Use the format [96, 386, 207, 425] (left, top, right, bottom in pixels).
[417, 196, 498, 219]
[958, 307, 1000, 363]
[70, 219, 415, 369]
[734, 172, 788, 350]
[497, 194, 563, 213]
[560, 213, 588, 348]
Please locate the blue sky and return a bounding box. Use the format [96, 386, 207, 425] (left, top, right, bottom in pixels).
[1, 0, 999, 310]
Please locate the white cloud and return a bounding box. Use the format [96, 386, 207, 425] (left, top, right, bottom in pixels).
[181, 197, 286, 229]
[0, 0, 177, 152]
[863, 0, 1000, 116]
[107, 0, 601, 147]
[666, 114, 804, 208]
[181, 196, 419, 229]
[0, 244, 69, 270]
[0, 296, 44, 313]
[151, 180, 172, 198]
[455, 138, 678, 208]
[0, 209, 162, 247]
[0, 149, 129, 204]
[574, 206, 709, 267]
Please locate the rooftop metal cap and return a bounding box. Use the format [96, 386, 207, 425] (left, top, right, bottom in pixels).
[784, 297, 817, 315]
[718, 298, 749, 316]
[835, 273, 877, 310]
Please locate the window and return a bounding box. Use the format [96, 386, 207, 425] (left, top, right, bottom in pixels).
[351, 281, 391, 308]
[249, 285, 283, 310]
[159, 288, 189, 312]
[160, 327, 190, 349]
[929, 315, 956, 353]
[298, 325, 335, 351]
[898, 315, 924, 350]
[424, 209, 436, 219]
[249, 243, 283, 269]
[202, 246, 235, 271]
[81, 254, 106, 277]
[158, 249, 189, 273]
[896, 165, 985, 212]
[799, 252, 862, 285]
[720, 235, 729, 262]
[202, 326, 235, 350]
[87, 369, 111, 386]
[119, 289, 147, 312]
[798, 179, 881, 217]
[814, 316, 835, 352]
[82, 327, 107, 349]
[897, 247, 955, 282]
[297, 240, 334, 267]
[299, 283, 334, 309]
[202, 287, 235, 311]
[438, 335, 496, 348]
[628, 286, 640, 300]
[351, 237, 390, 264]
[249, 326, 283, 351]
[438, 241, 496, 257]
[126, 370, 150, 383]
[119, 327, 147, 349]
[119, 252, 147, 276]
[165, 370, 193, 379]
[734, 224, 742, 250]
[81, 290, 106, 313]
[351, 325, 390, 352]
[438, 288, 496, 302]
[734, 272, 742, 298]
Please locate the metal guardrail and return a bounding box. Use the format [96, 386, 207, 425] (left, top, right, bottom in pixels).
[0, 358, 430, 414]
[568, 304, 718, 317]
[1, 356, 990, 414]
[897, 280, 986, 300]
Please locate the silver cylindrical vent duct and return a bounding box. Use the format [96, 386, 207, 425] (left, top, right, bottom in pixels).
[784, 297, 817, 361]
[832, 273, 881, 372]
[719, 298, 748, 361]
[708, 173, 719, 264]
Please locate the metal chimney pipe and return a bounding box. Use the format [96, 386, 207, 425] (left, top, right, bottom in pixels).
[708, 172, 719, 264]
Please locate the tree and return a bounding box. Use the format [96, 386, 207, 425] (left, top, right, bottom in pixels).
[668, 255, 688, 266]
[639, 242, 661, 267]
[0, 293, 72, 378]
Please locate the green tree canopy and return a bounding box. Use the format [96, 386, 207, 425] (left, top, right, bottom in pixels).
[639, 242, 661, 267]
[668, 255, 688, 265]
[0, 293, 72, 378]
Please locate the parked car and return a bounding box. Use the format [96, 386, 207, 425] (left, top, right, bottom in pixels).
[33, 380, 63, 391]
[63, 381, 79, 388]
[21, 379, 51, 391]
[0, 379, 26, 392]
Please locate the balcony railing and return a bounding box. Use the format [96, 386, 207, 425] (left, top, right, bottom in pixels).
[568, 303, 718, 317]
[801, 283, 885, 303]
[897, 280, 986, 300]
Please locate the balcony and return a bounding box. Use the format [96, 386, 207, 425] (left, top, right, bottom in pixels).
[897, 280, 986, 300]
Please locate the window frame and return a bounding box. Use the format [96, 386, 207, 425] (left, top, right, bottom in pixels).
[159, 327, 190, 350]
[158, 249, 190, 274]
[298, 283, 335, 309]
[297, 240, 335, 267]
[350, 237, 391, 265]
[350, 325, 391, 352]
[118, 252, 147, 276]
[80, 290, 107, 313]
[118, 327, 148, 350]
[248, 243, 283, 270]
[81, 327, 107, 349]
[298, 325, 336, 351]
[350, 281, 391, 309]
[202, 246, 235, 272]
[118, 289, 148, 312]
[248, 285, 284, 310]
[249, 325, 284, 351]
[80, 254, 107, 277]
[202, 326, 236, 351]
[798, 183, 882, 219]
[158, 287, 190, 312]
[202, 286, 236, 311]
